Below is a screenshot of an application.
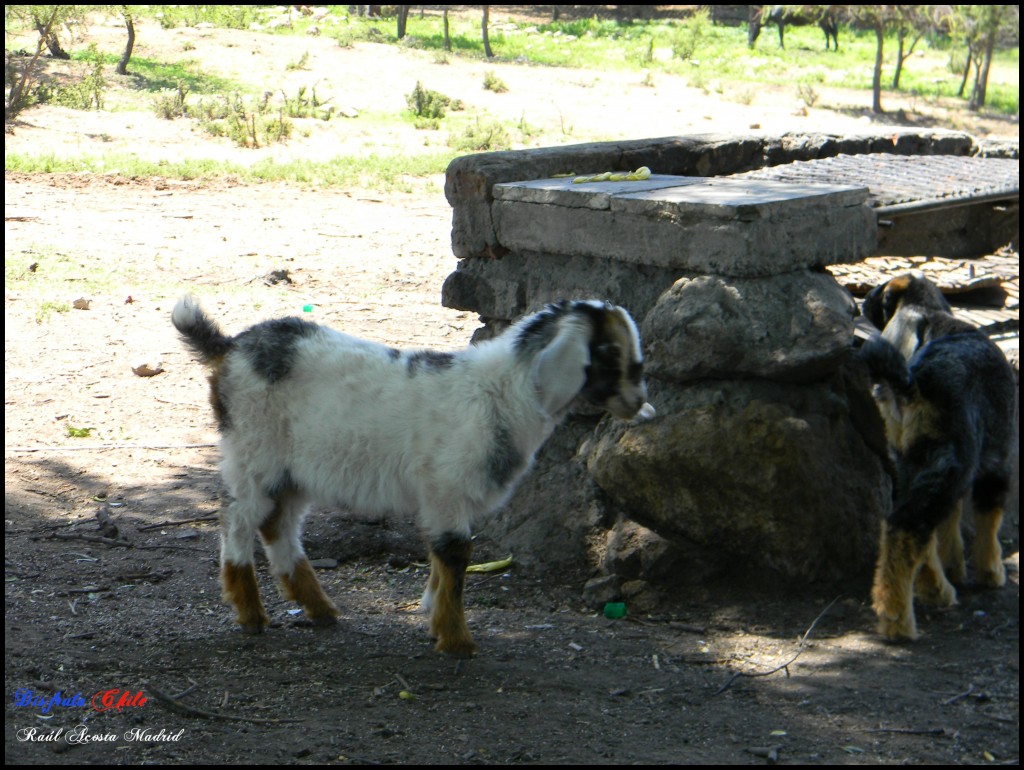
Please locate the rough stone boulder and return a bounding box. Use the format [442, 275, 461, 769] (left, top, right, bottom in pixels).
[643, 271, 857, 383]
[587, 370, 892, 582]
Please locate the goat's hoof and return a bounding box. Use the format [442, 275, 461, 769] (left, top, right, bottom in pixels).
[435, 637, 478, 659]
[976, 562, 1006, 589]
[238, 620, 268, 634]
[915, 581, 957, 608]
[876, 613, 918, 642]
[943, 562, 967, 585]
[309, 612, 340, 628]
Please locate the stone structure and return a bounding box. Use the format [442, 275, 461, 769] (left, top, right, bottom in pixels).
[440, 129, 997, 589]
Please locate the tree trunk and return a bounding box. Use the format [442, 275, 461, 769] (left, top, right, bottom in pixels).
[116, 6, 135, 76]
[482, 6, 494, 58]
[969, 33, 995, 110]
[7, 7, 61, 121]
[33, 10, 70, 60]
[396, 5, 410, 39]
[871, 25, 885, 113]
[443, 6, 451, 51]
[956, 46, 972, 98]
[892, 30, 904, 89]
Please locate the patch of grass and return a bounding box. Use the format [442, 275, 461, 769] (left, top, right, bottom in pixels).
[151, 5, 259, 30]
[66, 424, 95, 439]
[483, 71, 508, 93]
[379, 12, 1018, 116]
[797, 82, 820, 108]
[35, 300, 71, 325]
[38, 45, 107, 110]
[6, 245, 138, 299]
[449, 117, 512, 152]
[280, 84, 334, 120]
[192, 92, 293, 148]
[405, 81, 464, 129]
[4, 150, 455, 191]
[286, 51, 311, 71]
[406, 82, 452, 119]
[153, 81, 189, 119]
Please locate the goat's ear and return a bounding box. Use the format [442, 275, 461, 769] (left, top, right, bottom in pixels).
[532, 321, 591, 416]
[861, 283, 887, 331]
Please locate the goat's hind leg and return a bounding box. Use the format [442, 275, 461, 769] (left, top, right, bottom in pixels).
[259, 488, 340, 626]
[972, 472, 1009, 588]
[221, 499, 270, 633]
[914, 531, 958, 608]
[426, 533, 477, 658]
[872, 521, 929, 641]
[934, 499, 966, 584]
[915, 499, 962, 607]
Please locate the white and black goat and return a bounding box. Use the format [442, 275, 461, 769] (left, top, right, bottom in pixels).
[172, 296, 655, 657]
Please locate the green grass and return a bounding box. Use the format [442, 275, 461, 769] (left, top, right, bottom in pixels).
[7, 7, 1017, 192]
[6, 247, 129, 323]
[350, 11, 1018, 115]
[4, 150, 455, 190]
[151, 5, 260, 31]
[6, 245, 137, 294]
[72, 50, 244, 95]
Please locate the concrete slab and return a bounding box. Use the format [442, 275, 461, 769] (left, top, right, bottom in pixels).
[492, 175, 703, 210]
[491, 175, 876, 276]
[612, 177, 869, 220]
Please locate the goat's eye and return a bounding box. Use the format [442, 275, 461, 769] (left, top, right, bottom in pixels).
[593, 343, 621, 365]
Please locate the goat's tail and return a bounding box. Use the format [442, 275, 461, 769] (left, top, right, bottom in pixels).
[858, 333, 912, 399]
[172, 295, 233, 363]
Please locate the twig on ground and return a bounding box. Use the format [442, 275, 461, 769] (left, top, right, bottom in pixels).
[393, 672, 413, 691]
[6, 442, 217, 453]
[46, 532, 206, 553]
[139, 515, 219, 531]
[942, 684, 975, 706]
[147, 683, 303, 724]
[169, 678, 201, 701]
[48, 532, 132, 548]
[865, 727, 947, 736]
[715, 596, 839, 695]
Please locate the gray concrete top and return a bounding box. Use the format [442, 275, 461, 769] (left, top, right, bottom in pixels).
[613, 177, 869, 219]
[494, 175, 869, 220]
[493, 175, 703, 209]
[489, 174, 877, 275]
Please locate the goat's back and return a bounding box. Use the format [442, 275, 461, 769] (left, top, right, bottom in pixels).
[214, 317, 543, 527]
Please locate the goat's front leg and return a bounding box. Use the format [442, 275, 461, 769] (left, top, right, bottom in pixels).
[259, 490, 340, 627]
[426, 533, 476, 658]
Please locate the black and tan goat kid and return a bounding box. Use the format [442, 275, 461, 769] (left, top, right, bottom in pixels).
[859, 273, 1017, 641]
[172, 297, 655, 656]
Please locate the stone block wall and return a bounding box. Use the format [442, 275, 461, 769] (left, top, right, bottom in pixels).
[441, 129, 985, 589]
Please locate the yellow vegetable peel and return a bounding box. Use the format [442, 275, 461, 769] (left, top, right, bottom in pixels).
[465, 555, 514, 573]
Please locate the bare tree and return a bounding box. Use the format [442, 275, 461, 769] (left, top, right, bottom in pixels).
[31, 5, 71, 59]
[115, 5, 135, 75]
[840, 5, 916, 113]
[396, 5, 410, 39]
[6, 5, 61, 122]
[890, 6, 930, 89]
[957, 5, 1017, 111]
[482, 5, 494, 58]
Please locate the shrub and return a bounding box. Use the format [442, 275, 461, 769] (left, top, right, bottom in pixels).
[154, 81, 190, 119]
[483, 71, 508, 93]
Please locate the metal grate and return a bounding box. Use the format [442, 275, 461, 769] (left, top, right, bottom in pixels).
[734, 154, 1019, 215]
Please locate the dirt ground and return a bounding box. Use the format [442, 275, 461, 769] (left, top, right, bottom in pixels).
[5, 10, 1019, 765]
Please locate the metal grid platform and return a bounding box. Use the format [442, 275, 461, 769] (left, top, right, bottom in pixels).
[734, 153, 1019, 216]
